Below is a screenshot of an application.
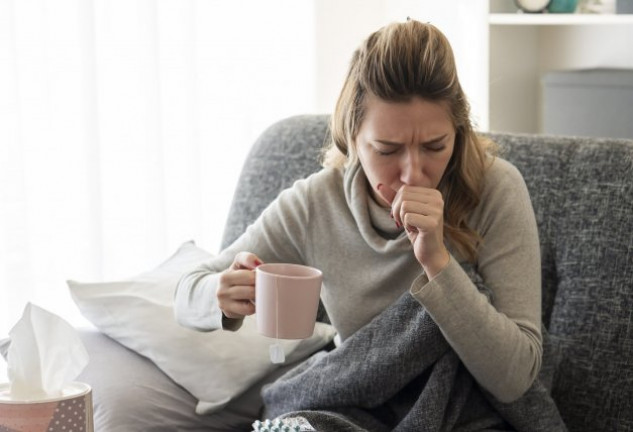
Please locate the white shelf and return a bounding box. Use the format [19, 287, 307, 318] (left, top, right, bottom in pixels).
[486, 1, 633, 134]
[490, 13, 633, 25]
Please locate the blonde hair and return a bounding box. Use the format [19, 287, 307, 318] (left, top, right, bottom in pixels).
[322, 19, 494, 262]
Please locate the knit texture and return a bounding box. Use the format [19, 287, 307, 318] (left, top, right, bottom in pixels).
[262, 265, 566, 431]
[489, 133, 633, 431]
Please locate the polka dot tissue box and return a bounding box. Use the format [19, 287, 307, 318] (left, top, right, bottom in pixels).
[0, 382, 93, 432]
[0, 303, 93, 432]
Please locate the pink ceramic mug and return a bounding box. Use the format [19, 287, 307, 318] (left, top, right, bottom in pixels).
[255, 263, 322, 339]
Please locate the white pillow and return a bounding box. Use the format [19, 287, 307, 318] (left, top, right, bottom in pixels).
[68, 241, 335, 415]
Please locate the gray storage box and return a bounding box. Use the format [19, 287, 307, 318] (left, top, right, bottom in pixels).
[617, 0, 633, 14]
[542, 68, 633, 139]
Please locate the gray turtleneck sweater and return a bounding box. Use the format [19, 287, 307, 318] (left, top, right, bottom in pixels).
[175, 156, 542, 403]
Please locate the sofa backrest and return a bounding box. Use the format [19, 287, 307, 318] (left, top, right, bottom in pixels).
[221, 115, 329, 249]
[221, 115, 633, 431]
[220, 115, 331, 323]
[489, 132, 633, 432]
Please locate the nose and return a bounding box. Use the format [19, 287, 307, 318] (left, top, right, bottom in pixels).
[400, 149, 425, 186]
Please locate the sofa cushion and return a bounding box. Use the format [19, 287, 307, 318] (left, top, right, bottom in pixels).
[494, 133, 633, 432]
[548, 139, 633, 431]
[76, 328, 301, 432]
[68, 241, 336, 417]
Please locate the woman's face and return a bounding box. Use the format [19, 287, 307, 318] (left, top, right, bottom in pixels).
[355, 94, 456, 207]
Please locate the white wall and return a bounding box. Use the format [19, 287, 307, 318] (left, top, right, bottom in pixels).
[313, 0, 387, 113]
[489, 26, 541, 133]
[313, 0, 490, 130]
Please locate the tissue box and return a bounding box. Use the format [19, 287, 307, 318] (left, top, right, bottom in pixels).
[0, 382, 93, 432]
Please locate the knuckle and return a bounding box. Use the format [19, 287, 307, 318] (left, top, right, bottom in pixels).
[218, 270, 230, 285]
[216, 287, 229, 302]
[244, 302, 256, 315]
[401, 200, 413, 213]
[234, 251, 250, 265]
[216, 291, 228, 307]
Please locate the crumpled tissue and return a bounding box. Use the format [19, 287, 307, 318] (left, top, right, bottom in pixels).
[2, 303, 89, 400]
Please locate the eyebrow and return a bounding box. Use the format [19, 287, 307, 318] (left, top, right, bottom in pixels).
[375, 134, 448, 146]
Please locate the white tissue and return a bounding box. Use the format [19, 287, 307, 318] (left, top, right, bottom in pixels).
[6, 303, 89, 400]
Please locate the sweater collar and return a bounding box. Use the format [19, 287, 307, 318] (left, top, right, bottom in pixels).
[343, 160, 411, 253]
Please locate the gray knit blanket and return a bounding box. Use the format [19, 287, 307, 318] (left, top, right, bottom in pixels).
[262, 272, 567, 432]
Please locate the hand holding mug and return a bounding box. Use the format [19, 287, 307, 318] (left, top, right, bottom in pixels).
[217, 252, 262, 319]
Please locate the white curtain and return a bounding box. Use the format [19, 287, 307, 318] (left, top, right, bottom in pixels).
[0, 0, 316, 335]
[0, 0, 482, 341]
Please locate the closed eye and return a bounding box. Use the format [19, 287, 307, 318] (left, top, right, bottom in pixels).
[372, 140, 401, 156]
[422, 135, 448, 152]
[374, 148, 398, 156]
[424, 144, 446, 152]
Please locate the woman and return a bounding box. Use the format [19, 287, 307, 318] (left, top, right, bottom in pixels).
[176, 19, 557, 430]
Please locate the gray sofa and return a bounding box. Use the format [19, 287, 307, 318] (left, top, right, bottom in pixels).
[78, 115, 633, 431]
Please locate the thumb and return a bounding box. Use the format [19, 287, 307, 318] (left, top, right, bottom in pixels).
[376, 183, 397, 206]
[232, 252, 263, 271]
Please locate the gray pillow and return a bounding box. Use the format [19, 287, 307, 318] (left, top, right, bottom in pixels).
[77, 328, 301, 432]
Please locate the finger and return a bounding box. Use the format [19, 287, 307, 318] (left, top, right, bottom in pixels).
[399, 186, 443, 206]
[392, 186, 437, 228]
[217, 280, 256, 318]
[376, 183, 397, 206]
[397, 187, 444, 228]
[231, 251, 264, 270]
[222, 300, 256, 319]
[376, 183, 404, 229]
[400, 201, 443, 220]
[403, 212, 443, 235]
[219, 268, 256, 289]
[392, 188, 410, 229]
[224, 283, 256, 302]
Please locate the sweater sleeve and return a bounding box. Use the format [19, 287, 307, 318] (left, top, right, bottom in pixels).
[410, 158, 542, 403]
[174, 174, 315, 331]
